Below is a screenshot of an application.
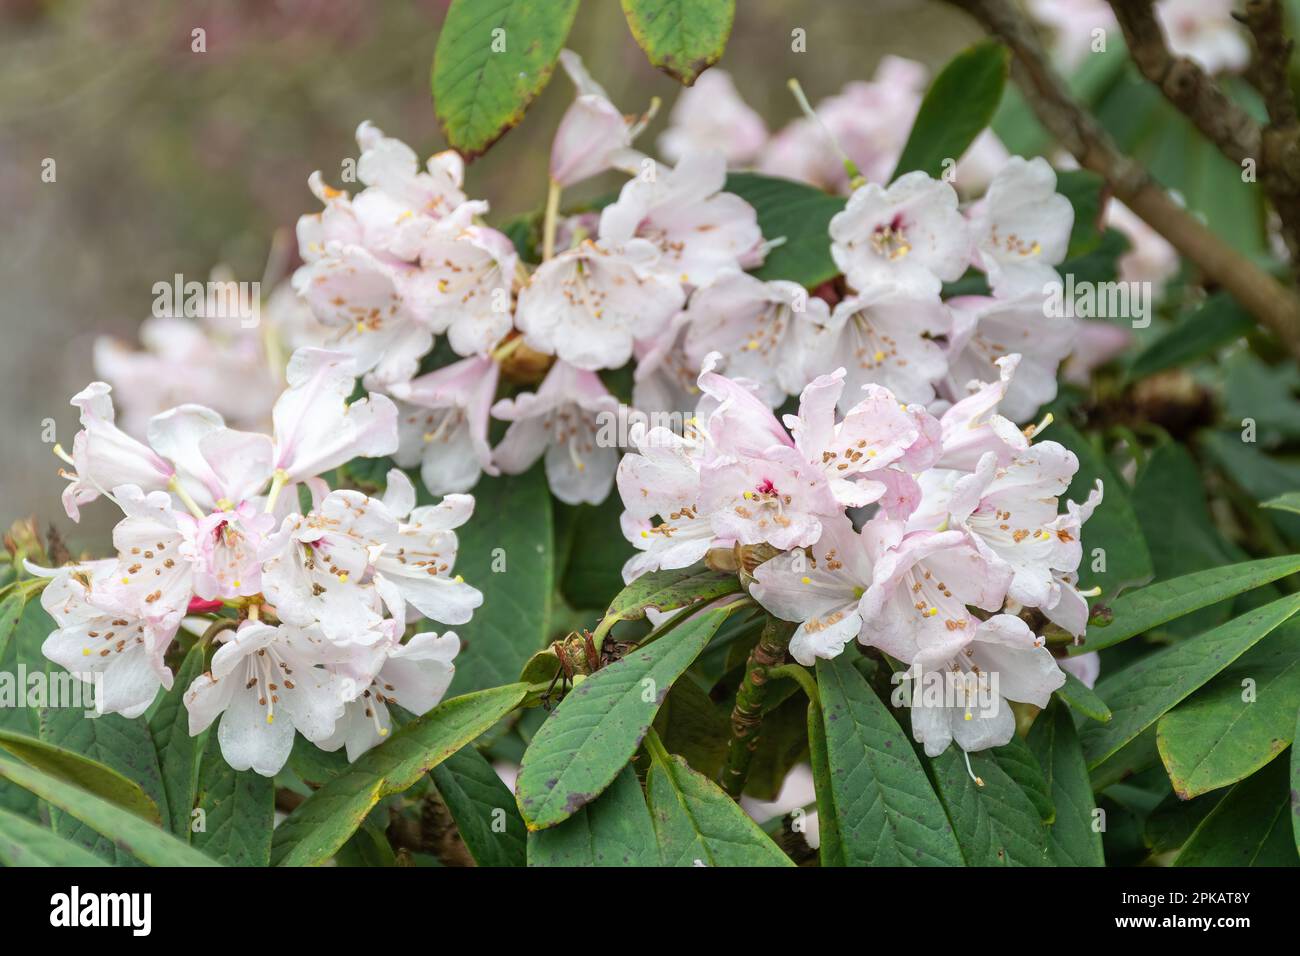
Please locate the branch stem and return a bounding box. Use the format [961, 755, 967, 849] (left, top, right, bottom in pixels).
[718, 615, 795, 800]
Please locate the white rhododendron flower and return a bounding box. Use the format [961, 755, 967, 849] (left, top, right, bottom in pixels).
[549, 50, 652, 188]
[388, 354, 501, 495]
[683, 270, 829, 405]
[968, 157, 1074, 299]
[491, 360, 622, 505]
[802, 287, 951, 409]
[944, 294, 1077, 423]
[658, 69, 768, 166]
[515, 239, 685, 371]
[599, 151, 764, 287]
[829, 172, 971, 298]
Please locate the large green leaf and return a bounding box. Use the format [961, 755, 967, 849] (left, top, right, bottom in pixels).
[1026, 701, 1105, 866]
[526, 764, 660, 866]
[272, 683, 527, 866]
[516, 601, 739, 830]
[806, 699, 844, 866]
[0, 595, 52, 818]
[1048, 417, 1152, 599]
[191, 732, 274, 866]
[430, 744, 527, 867]
[1265, 492, 1300, 515]
[39, 705, 169, 863]
[646, 748, 793, 866]
[0, 754, 218, 866]
[602, 564, 740, 626]
[891, 41, 1009, 182]
[1173, 756, 1297, 866]
[1157, 622, 1300, 799]
[1130, 443, 1244, 637]
[0, 806, 109, 867]
[446, 467, 554, 694]
[557, 495, 637, 612]
[1075, 554, 1300, 656]
[813, 656, 962, 866]
[723, 173, 845, 287]
[0, 727, 159, 823]
[148, 641, 208, 837]
[620, 0, 733, 85]
[1293, 712, 1300, 857]
[1080, 592, 1300, 771]
[927, 743, 1053, 866]
[1128, 294, 1253, 380]
[431, 0, 580, 158]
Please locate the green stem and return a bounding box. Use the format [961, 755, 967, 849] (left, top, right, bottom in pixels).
[542, 179, 562, 261]
[767, 663, 819, 707]
[719, 615, 795, 800]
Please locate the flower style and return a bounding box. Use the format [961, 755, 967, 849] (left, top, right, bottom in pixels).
[491, 360, 622, 505]
[968, 156, 1074, 299]
[829, 172, 970, 298]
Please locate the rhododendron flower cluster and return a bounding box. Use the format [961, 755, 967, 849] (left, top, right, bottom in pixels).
[39, 347, 480, 776]
[616, 352, 1101, 759]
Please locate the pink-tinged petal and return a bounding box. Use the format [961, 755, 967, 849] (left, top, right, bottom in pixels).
[272, 348, 399, 483]
[658, 69, 768, 165]
[969, 156, 1073, 298]
[1060, 650, 1100, 689]
[62, 383, 175, 521]
[936, 354, 1029, 470]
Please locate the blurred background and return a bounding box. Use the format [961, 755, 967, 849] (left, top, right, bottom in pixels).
[0, 0, 982, 545]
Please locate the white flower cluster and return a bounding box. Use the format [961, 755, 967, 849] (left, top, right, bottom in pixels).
[44, 349, 479, 775]
[616, 353, 1102, 759]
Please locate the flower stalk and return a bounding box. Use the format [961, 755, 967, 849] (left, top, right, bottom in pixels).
[719, 614, 795, 800]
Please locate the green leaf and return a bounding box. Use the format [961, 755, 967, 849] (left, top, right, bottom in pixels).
[431, 745, 527, 867]
[526, 764, 660, 866]
[1264, 492, 1300, 516]
[191, 731, 274, 865]
[1293, 712, 1300, 857]
[0, 806, 109, 867]
[602, 564, 741, 625]
[0, 727, 160, 824]
[39, 706, 169, 863]
[148, 641, 208, 837]
[0, 595, 52, 818]
[653, 676, 729, 781]
[994, 736, 1054, 825]
[891, 41, 1009, 182]
[0, 754, 218, 866]
[1080, 593, 1300, 772]
[446, 467, 554, 694]
[1026, 701, 1105, 866]
[813, 656, 963, 866]
[1156, 622, 1300, 799]
[1077, 555, 1300, 656]
[1174, 756, 1297, 866]
[1047, 416, 1152, 598]
[620, 0, 734, 85]
[723, 172, 845, 287]
[927, 743, 1053, 866]
[1055, 169, 1105, 259]
[805, 699, 844, 866]
[1128, 294, 1253, 380]
[646, 749, 793, 866]
[1055, 670, 1111, 723]
[557, 496, 636, 611]
[1130, 443, 1243, 637]
[0, 591, 23, 663]
[516, 601, 739, 830]
[272, 683, 528, 866]
[431, 0, 581, 158]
